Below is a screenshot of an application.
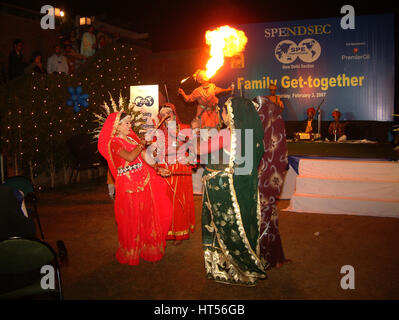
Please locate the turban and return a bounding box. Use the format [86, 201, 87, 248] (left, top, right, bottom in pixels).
[307, 107, 315, 115]
[332, 108, 341, 117]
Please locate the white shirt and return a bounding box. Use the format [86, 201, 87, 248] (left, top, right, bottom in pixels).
[47, 54, 69, 74]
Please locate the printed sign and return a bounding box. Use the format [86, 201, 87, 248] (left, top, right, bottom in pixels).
[130, 85, 159, 129]
[213, 14, 395, 121]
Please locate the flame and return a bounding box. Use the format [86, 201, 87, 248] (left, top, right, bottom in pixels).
[204, 25, 248, 79]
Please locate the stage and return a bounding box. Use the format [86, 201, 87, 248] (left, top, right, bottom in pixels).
[286, 141, 398, 160]
[281, 141, 399, 218]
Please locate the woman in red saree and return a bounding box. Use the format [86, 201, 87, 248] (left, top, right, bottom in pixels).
[157, 103, 195, 245]
[98, 112, 172, 265]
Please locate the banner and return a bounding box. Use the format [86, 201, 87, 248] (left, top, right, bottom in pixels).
[213, 14, 395, 121]
[130, 85, 159, 129]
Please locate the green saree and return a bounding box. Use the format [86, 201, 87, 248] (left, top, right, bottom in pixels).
[202, 96, 268, 286]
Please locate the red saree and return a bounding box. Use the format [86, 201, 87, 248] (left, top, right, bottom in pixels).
[158, 104, 195, 241]
[98, 112, 172, 265]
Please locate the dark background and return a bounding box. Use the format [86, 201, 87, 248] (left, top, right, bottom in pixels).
[4, 0, 398, 51]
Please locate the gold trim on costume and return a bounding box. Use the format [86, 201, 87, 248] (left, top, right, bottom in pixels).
[203, 174, 266, 282]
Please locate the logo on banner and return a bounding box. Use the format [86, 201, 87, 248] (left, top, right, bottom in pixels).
[275, 38, 321, 64]
[134, 96, 155, 107]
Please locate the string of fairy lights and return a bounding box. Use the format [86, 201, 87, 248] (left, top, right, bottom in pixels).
[0, 43, 141, 184]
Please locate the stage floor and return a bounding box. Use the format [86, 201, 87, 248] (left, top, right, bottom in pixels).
[287, 141, 398, 160]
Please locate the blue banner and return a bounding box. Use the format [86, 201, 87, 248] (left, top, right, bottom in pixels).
[213, 14, 395, 121]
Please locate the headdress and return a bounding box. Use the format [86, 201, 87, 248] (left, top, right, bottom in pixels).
[332, 108, 341, 117]
[307, 107, 316, 115]
[158, 102, 182, 124]
[92, 92, 146, 140]
[193, 69, 208, 83]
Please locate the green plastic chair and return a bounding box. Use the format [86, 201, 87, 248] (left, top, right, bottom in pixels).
[0, 237, 63, 300]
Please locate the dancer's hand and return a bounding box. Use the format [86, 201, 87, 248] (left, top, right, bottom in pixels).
[191, 118, 201, 129]
[177, 88, 184, 96]
[139, 139, 151, 148]
[157, 167, 171, 177]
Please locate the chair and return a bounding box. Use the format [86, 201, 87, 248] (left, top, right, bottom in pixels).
[0, 236, 63, 300]
[66, 134, 103, 184]
[3, 176, 44, 239]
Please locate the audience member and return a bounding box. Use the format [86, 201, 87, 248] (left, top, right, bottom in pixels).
[69, 29, 80, 52]
[8, 39, 26, 80]
[47, 44, 69, 74]
[24, 51, 46, 74]
[97, 25, 111, 46]
[63, 40, 87, 74]
[97, 35, 107, 49]
[80, 25, 97, 57]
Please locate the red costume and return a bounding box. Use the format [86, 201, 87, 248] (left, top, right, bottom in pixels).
[157, 103, 195, 241]
[98, 112, 172, 265]
[185, 83, 224, 128]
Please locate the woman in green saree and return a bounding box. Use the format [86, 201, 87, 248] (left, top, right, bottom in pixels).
[198, 96, 268, 286]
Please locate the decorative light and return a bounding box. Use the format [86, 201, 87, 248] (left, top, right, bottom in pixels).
[80, 17, 91, 25]
[54, 8, 64, 17]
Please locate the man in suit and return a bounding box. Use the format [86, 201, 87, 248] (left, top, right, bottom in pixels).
[8, 39, 26, 80]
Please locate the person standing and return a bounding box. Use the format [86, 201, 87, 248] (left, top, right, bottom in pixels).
[267, 84, 284, 111]
[254, 95, 291, 268]
[24, 51, 46, 74]
[178, 69, 232, 129]
[98, 112, 173, 265]
[63, 41, 87, 74]
[156, 103, 195, 245]
[8, 39, 26, 80]
[197, 96, 268, 286]
[47, 44, 68, 74]
[80, 25, 97, 58]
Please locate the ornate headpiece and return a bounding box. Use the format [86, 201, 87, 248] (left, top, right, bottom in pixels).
[92, 92, 146, 140]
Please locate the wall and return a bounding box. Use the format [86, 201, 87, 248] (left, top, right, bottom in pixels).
[0, 11, 60, 81]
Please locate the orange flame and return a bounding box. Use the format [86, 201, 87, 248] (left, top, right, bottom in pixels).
[204, 25, 248, 79]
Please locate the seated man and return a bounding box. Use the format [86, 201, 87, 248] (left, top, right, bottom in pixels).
[303, 107, 317, 133]
[328, 108, 348, 142]
[0, 185, 36, 239]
